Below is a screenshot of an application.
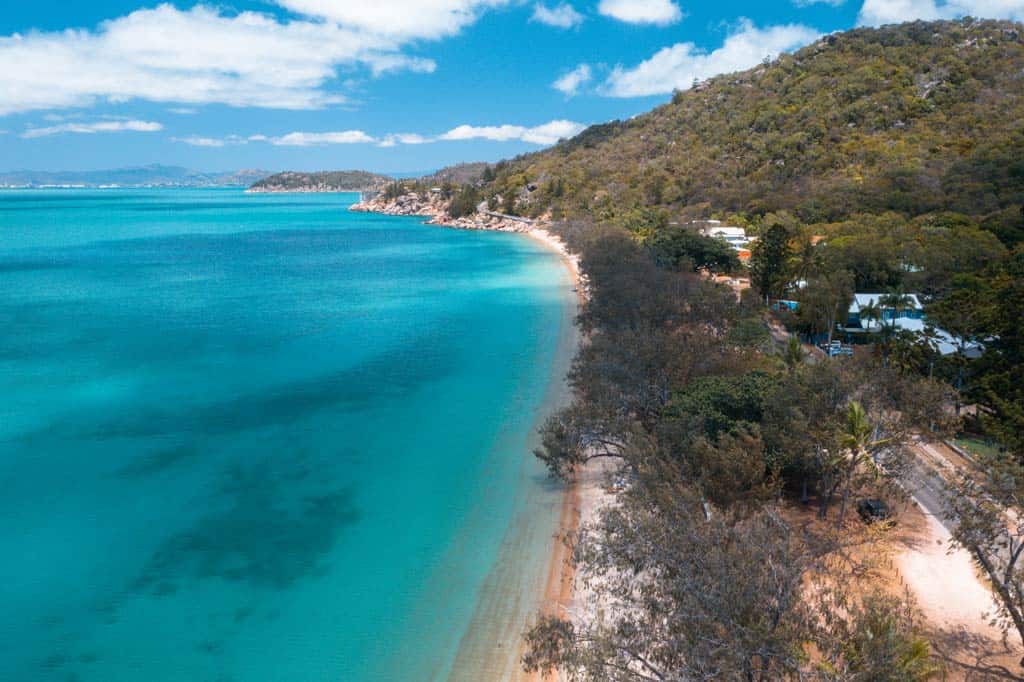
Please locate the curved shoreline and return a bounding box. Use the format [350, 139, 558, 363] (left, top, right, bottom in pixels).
[445, 227, 582, 681]
[521, 229, 584, 682]
[347, 199, 585, 680]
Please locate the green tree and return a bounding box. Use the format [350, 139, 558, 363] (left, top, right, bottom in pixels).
[750, 222, 793, 303]
[818, 401, 892, 522]
[973, 248, 1024, 457]
[447, 184, 479, 218]
[797, 269, 854, 346]
[523, 483, 819, 681]
[948, 452, 1024, 666]
[928, 277, 991, 414]
[648, 227, 741, 273]
[790, 229, 822, 285]
[818, 214, 907, 291]
[500, 187, 518, 215]
[877, 289, 918, 358]
[887, 328, 941, 378]
[820, 591, 942, 681]
[859, 298, 882, 333]
[982, 205, 1024, 248]
[782, 335, 807, 372]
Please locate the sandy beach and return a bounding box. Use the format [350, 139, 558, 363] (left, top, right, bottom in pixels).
[442, 222, 589, 675]
[521, 228, 586, 682]
[350, 196, 593, 680]
[521, 227, 620, 682]
[441, 224, 586, 682]
[524, 228, 584, 302]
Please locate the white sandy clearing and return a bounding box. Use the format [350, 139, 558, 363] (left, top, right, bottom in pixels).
[897, 508, 1005, 641]
[567, 458, 619, 627]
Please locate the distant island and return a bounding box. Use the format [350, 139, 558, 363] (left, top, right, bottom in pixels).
[0, 165, 272, 189]
[248, 170, 394, 193]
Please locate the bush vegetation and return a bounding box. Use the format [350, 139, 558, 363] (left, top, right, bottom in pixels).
[474, 20, 1024, 232]
[504, 20, 1024, 678]
[525, 227, 954, 680]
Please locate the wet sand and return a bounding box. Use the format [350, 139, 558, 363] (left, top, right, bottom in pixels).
[446, 227, 585, 681]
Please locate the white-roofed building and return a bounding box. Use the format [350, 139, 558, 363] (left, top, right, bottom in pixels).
[701, 225, 748, 241]
[844, 293, 982, 357]
[699, 225, 751, 259]
[846, 293, 924, 332]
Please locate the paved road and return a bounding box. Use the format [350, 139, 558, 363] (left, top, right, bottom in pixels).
[896, 441, 1011, 644]
[903, 441, 959, 530]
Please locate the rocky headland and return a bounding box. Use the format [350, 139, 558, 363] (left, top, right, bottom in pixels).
[350, 191, 538, 233]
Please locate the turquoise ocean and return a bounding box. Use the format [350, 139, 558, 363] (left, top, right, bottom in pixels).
[0, 189, 576, 681]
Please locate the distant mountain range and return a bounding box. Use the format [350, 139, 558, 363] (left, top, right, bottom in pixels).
[0, 165, 273, 188]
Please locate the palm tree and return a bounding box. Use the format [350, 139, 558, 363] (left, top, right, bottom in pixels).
[836, 401, 892, 522]
[790, 231, 821, 285]
[919, 323, 942, 378]
[875, 291, 915, 363]
[859, 298, 882, 333]
[819, 401, 893, 521]
[879, 289, 915, 335]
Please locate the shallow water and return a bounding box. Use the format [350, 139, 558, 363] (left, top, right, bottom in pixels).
[0, 189, 574, 681]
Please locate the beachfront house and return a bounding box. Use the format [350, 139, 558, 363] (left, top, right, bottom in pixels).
[701, 225, 749, 246]
[698, 223, 752, 261]
[844, 293, 982, 357]
[846, 293, 924, 332]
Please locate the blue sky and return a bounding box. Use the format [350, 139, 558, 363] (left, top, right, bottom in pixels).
[1, 0, 1021, 173]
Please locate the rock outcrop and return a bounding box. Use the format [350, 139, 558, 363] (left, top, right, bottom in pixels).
[350, 192, 537, 233]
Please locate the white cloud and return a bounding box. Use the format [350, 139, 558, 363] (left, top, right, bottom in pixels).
[169, 120, 587, 149]
[553, 64, 593, 95]
[378, 133, 431, 147]
[857, 0, 1024, 25]
[522, 119, 587, 144]
[0, 4, 436, 116]
[169, 107, 199, 115]
[175, 136, 226, 147]
[597, 0, 682, 25]
[363, 54, 438, 77]
[22, 119, 163, 138]
[440, 119, 586, 145]
[272, 0, 510, 40]
[603, 19, 821, 97]
[173, 134, 254, 147]
[531, 3, 585, 28]
[858, 0, 944, 23]
[270, 130, 377, 146]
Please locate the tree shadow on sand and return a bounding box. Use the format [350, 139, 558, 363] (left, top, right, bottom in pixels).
[928, 626, 1023, 681]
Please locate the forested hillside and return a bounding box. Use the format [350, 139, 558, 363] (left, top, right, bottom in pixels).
[249, 170, 393, 192]
[503, 20, 1024, 678]
[482, 19, 1024, 234]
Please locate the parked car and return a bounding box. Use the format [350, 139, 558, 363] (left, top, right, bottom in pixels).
[822, 340, 854, 357]
[857, 499, 892, 523]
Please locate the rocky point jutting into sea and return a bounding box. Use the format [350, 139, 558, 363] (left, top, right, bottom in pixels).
[350, 191, 542, 233]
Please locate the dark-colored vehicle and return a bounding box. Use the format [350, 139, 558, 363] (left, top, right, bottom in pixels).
[857, 499, 892, 523]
